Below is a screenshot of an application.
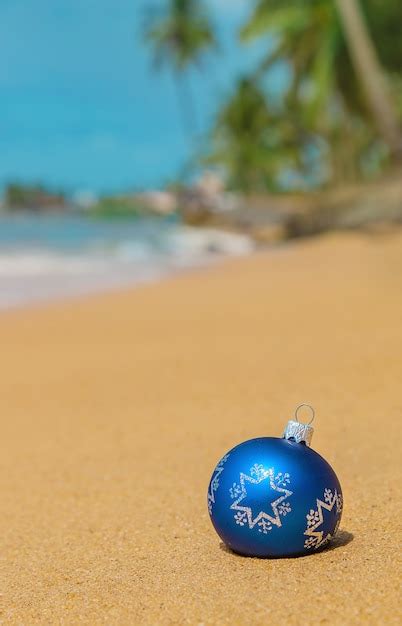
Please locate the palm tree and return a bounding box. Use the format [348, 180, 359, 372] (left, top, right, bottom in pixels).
[207, 77, 307, 192]
[241, 0, 402, 181]
[335, 0, 402, 158]
[144, 0, 216, 133]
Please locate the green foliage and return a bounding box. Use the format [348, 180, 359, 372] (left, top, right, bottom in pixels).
[144, 0, 216, 72]
[5, 183, 65, 209]
[6, 183, 41, 207]
[207, 78, 312, 191]
[362, 0, 402, 74]
[144, 0, 216, 137]
[242, 0, 402, 118]
[144, 0, 402, 191]
[90, 196, 146, 217]
[234, 0, 402, 187]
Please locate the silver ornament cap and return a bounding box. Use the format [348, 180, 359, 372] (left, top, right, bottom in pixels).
[283, 404, 315, 447]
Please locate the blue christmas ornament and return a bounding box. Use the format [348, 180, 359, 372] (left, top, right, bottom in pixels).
[207, 405, 343, 558]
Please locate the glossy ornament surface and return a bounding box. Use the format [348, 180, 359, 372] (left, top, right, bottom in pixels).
[207, 408, 343, 558]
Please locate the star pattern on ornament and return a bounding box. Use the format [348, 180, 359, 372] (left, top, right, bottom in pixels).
[207, 454, 230, 515]
[303, 488, 343, 550]
[230, 464, 293, 533]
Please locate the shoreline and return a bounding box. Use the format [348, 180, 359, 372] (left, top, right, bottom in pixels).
[0, 252, 227, 314]
[0, 216, 255, 311]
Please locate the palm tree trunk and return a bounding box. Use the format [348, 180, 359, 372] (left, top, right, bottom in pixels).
[335, 0, 402, 159]
[173, 72, 197, 138]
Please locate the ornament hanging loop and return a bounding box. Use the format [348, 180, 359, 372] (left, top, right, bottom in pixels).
[294, 403, 315, 426]
[283, 404, 315, 447]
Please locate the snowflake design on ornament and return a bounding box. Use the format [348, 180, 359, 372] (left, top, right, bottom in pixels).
[258, 519, 272, 534]
[234, 511, 247, 526]
[303, 487, 343, 550]
[207, 454, 230, 515]
[229, 482, 242, 499]
[278, 502, 292, 516]
[230, 464, 293, 532]
[274, 472, 290, 487]
[306, 509, 320, 527]
[250, 463, 270, 480]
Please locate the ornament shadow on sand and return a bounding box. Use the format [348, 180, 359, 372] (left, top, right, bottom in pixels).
[219, 529, 354, 559]
[208, 404, 351, 559]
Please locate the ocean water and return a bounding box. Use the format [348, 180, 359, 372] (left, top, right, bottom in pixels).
[0, 214, 254, 309]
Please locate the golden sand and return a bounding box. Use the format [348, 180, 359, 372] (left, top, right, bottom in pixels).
[1, 232, 401, 625]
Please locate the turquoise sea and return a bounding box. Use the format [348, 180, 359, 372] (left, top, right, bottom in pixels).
[0, 214, 253, 308]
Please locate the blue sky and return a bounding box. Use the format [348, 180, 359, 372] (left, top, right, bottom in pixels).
[0, 0, 266, 194]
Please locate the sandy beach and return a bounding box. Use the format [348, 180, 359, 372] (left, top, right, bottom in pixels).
[1, 231, 401, 625]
